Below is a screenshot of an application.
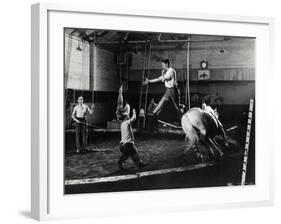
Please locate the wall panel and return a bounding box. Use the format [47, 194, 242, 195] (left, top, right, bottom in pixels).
[93, 46, 119, 92]
[65, 36, 90, 90]
[130, 37, 255, 79]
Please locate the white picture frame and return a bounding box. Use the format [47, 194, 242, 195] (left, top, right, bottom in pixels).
[31, 2, 275, 221]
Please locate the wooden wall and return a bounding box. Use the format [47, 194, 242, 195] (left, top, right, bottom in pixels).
[190, 38, 255, 69]
[64, 40, 120, 128]
[130, 37, 255, 81]
[128, 37, 255, 106]
[64, 36, 119, 92]
[64, 34, 255, 126]
[65, 35, 90, 90]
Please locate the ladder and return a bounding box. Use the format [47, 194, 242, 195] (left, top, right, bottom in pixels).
[241, 99, 254, 185]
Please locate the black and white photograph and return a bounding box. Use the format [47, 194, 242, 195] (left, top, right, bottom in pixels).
[63, 28, 255, 194]
[1, 0, 280, 222]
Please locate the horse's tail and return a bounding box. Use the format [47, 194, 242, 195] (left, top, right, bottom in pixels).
[181, 113, 199, 149]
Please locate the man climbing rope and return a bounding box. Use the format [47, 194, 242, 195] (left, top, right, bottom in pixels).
[142, 59, 181, 118]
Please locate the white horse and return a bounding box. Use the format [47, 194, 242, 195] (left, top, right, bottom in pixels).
[181, 107, 228, 158]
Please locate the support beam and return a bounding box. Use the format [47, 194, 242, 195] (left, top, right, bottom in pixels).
[95, 38, 227, 44]
[185, 36, 191, 109]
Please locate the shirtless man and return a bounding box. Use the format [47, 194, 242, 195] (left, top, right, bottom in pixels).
[72, 96, 94, 153]
[143, 59, 181, 118]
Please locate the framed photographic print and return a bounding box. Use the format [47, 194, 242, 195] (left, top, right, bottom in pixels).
[31, 2, 274, 221]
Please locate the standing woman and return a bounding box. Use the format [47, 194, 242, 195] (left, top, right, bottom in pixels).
[72, 96, 94, 153]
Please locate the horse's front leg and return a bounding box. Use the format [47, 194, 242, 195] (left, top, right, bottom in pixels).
[207, 137, 224, 158]
[201, 138, 215, 158]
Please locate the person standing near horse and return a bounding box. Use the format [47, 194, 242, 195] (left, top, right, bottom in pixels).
[72, 96, 94, 153]
[202, 96, 218, 118]
[147, 98, 158, 133]
[142, 59, 181, 118]
[201, 96, 228, 147]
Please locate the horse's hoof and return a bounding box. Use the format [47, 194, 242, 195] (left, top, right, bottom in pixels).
[198, 153, 204, 162]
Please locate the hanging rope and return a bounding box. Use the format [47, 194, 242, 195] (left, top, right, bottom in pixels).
[138, 44, 147, 112]
[179, 70, 186, 106]
[81, 40, 87, 89]
[119, 52, 122, 86]
[65, 35, 73, 105]
[91, 34, 96, 105]
[65, 35, 73, 88]
[185, 36, 191, 109]
[137, 44, 148, 130]
[143, 43, 152, 129]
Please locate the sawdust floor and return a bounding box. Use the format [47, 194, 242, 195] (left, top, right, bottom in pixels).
[65, 132, 242, 180]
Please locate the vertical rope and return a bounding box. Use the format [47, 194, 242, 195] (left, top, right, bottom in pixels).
[138, 44, 147, 111]
[126, 52, 129, 91]
[64, 35, 73, 129]
[185, 36, 191, 109]
[65, 35, 73, 106]
[143, 43, 152, 129]
[119, 52, 122, 86]
[91, 33, 96, 104]
[65, 35, 73, 89]
[81, 40, 87, 89]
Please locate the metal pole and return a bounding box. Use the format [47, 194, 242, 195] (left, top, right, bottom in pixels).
[185, 36, 191, 109]
[241, 99, 254, 185]
[95, 38, 228, 45]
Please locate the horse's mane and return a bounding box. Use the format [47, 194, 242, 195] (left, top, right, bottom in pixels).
[188, 107, 203, 113]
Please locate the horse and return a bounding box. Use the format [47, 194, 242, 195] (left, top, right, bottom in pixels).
[181, 107, 227, 158]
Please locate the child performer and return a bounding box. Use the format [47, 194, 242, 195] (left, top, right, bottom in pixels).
[116, 86, 145, 170]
